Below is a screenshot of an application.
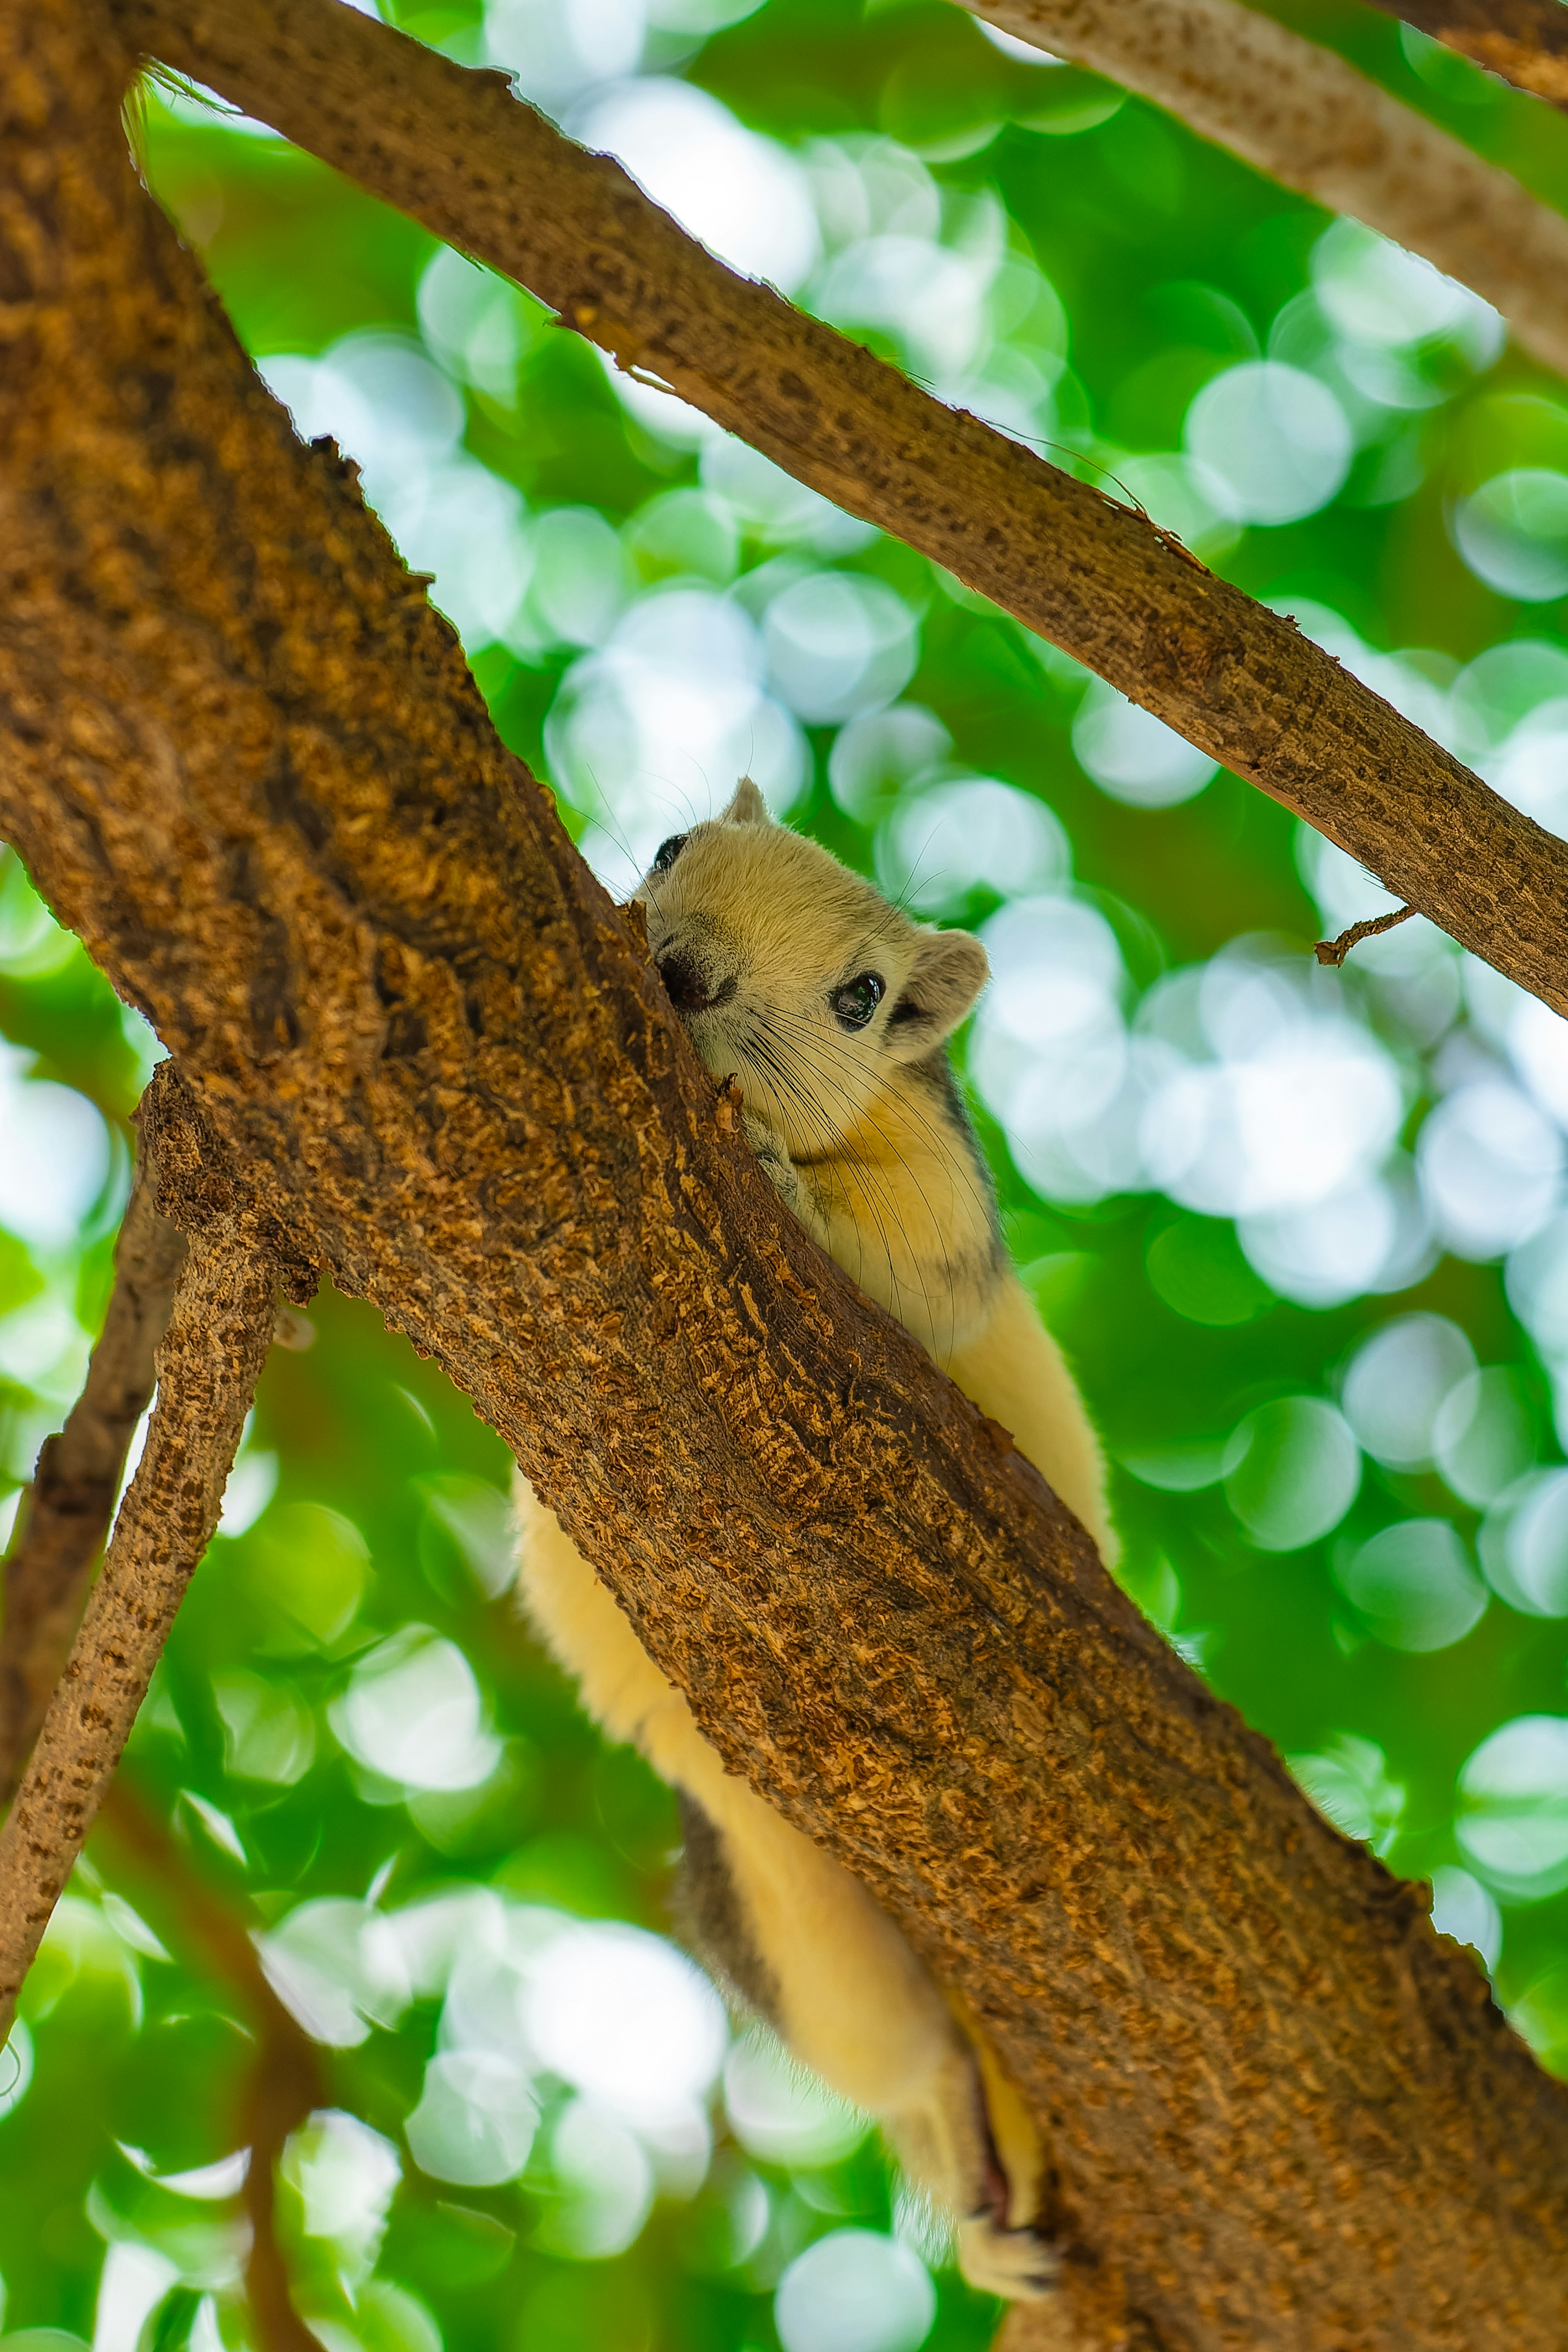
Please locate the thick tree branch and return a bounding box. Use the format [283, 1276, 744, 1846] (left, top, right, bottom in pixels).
[108, 0, 1568, 1021]
[1364, 0, 1568, 109]
[0, 1145, 185, 1801]
[0, 1077, 278, 2046]
[100, 1781, 325, 2352]
[959, 0, 1568, 369]
[6, 4, 1568, 2345]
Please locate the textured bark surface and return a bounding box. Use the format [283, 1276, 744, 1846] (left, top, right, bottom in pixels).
[6, 3, 1568, 2346]
[0, 1150, 185, 1801]
[960, 0, 1568, 366]
[110, 0, 1568, 1021]
[1363, 0, 1568, 108]
[0, 1075, 277, 2042]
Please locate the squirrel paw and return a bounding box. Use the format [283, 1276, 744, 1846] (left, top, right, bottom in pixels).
[956, 2214, 1060, 2303]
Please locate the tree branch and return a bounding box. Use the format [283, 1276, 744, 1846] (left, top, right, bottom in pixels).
[6, 4, 1568, 2345]
[1363, 0, 1568, 110]
[958, 0, 1568, 372]
[1314, 903, 1418, 964]
[107, 0, 1568, 1023]
[0, 1144, 185, 1802]
[0, 1124, 314, 2352]
[99, 1781, 325, 2352]
[0, 1075, 279, 2047]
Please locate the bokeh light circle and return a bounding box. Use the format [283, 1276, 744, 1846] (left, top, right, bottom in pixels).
[774, 2229, 936, 2352]
[1337, 1518, 1487, 1653]
[1454, 470, 1568, 602]
[1071, 684, 1218, 808]
[524, 1922, 727, 2129]
[1222, 1398, 1361, 1551]
[1183, 361, 1352, 525]
[1458, 1715, 1568, 1898]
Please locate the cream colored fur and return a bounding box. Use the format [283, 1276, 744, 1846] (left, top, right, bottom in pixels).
[514, 780, 1114, 2305]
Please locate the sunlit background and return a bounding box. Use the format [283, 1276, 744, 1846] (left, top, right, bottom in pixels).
[8, 0, 1568, 2345]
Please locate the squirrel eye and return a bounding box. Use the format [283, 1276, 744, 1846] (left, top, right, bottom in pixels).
[831, 972, 885, 1030]
[652, 833, 688, 874]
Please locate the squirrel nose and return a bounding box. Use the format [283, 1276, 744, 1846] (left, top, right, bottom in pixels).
[658, 952, 736, 1015]
[659, 950, 715, 1013]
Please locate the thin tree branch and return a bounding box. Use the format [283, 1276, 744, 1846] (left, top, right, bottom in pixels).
[0, 1075, 278, 2047]
[105, 0, 1568, 1026]
[1314, 903, 1418, 963]
[0, 1130, 313, 2352]
[99, 1781, 325, 2352]
[0, 1145, 185, 1802]
[957, 0, 1568, 373]
[1363, 0, 1568, 110]
[7, 5, 1568, 2345]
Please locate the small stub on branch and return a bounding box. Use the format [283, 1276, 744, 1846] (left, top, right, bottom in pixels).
[1314, 904, 1416, 966]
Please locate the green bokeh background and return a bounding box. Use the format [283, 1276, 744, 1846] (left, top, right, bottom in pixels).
[5, 3, 1568, 2346]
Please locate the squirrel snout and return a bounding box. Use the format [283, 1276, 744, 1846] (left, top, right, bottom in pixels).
[658, 951, 735, 1014]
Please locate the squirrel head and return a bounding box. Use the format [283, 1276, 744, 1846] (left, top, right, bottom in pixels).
[630, 778, 989, 1151]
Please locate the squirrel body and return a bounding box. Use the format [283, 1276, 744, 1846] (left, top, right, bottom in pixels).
[514, 780, 1115, 2303]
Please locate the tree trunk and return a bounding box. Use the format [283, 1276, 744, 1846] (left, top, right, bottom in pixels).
[4, 3, 1567, 2345]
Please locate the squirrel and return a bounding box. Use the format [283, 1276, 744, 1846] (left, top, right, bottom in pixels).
[514, 777, 1116, 2303]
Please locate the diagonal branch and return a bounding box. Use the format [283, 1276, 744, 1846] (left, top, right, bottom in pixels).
[0, 1142, 185, 1801]
[954, 0, 1568, 377]
[6, 4, 1568, 2345]
[107, 0, 1568, 1022]
[100, 1781, 325, 2352]
[1363, 0, 1568, 109]
[0, 1075, 280, 2047]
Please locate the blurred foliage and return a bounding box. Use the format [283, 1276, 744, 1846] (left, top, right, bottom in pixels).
[8, 2, 1568, 2347]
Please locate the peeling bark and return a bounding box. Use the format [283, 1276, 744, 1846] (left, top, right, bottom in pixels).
[1363, 0, 1568, 109]
[107, 0, 1568, 1020]
[5, 2, 1568, 2345]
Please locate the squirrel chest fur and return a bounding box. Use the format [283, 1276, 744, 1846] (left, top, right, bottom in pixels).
[514, 778, 1116, 2306]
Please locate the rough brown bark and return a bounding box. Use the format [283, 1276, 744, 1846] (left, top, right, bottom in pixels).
[1363, 0, 1568, 108]
[0, 1075, 279, 2045]
[0, 1146, 185, 1801]
[109, 0, 1568, 1021]
[100, 1781, 325, 2352]
[6, 3, 1568, 2347]
[958, 0, 1568, 368]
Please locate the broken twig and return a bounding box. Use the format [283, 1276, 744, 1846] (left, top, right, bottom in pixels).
[1314, 904, 1417, 966]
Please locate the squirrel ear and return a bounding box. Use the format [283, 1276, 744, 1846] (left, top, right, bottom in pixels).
[885, 929, 989, 1059]
[720, 776, 771, 827]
